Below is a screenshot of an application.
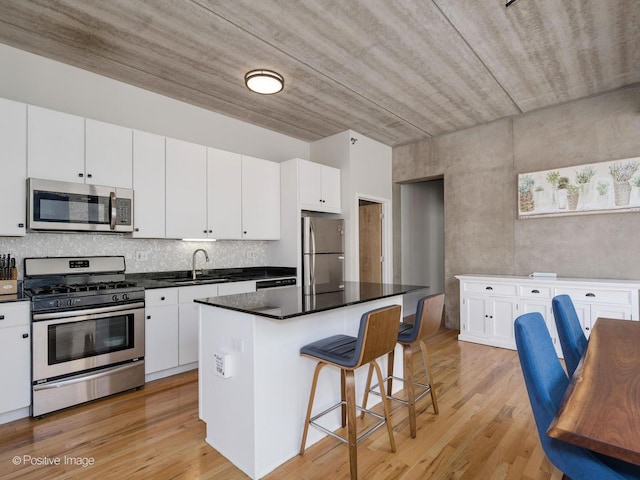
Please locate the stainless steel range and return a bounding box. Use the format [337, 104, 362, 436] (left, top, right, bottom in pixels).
[23, 256, 145, 417]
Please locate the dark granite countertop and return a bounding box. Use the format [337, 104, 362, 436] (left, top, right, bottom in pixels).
[127, 266, 296, 289]
[195, 282, 428, 320]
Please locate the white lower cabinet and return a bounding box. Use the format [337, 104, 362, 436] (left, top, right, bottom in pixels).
[146, 282, 258, 379]
[457, 275, 640, 356]
[144, 288, 179, 375]
[0, 302, 31, 424]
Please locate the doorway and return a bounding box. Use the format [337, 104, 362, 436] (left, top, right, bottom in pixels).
[359, 199, 382, 283]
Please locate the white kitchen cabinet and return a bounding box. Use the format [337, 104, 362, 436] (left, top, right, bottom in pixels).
[217, 281, 256, 296]
[144, 288, 179, 375]
[27, 105, 85, 183]
[133, 130, 166, 238]
[457, 275, 640, 356]
[0, 302, 31, 424]
[165, 137, 208, 239]
[298, 159, 341, 213]
[207, 147, 242, 239]
[178, 284, 220, 366]
[0, 98, 27, 236]
[85, 119, 133, 188]
[241, 155, 280, 239]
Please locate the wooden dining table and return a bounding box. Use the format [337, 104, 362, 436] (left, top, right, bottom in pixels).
[547, 317, 640, 465]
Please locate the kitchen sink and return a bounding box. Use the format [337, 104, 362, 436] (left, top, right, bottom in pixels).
[165, 277, 229, 286]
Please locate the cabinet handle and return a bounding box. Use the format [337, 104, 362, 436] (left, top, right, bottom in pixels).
[204, 230, 207, 233]
[22, 333, 29, 339]
[0, 315, 4, 320]
[485, 286, 493, 290]
[160, 297, 165, 301]
[531, 289, 540, 294]
[78, 173, 84, 178]
[18, 223, 24, 228]
[585, 293, 596, 297]
[585, 326, 590, 330]
[134, 228, 140, 232]
[87, 173, 92, 178]
[146, 315, 151, 319]
[208, 230, 212, 233]
[244, 231, 247, 234]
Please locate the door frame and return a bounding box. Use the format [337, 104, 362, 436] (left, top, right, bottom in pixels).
[354, 193, 392, 284]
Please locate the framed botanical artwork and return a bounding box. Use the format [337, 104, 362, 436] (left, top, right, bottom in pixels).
[518, 156, 640, 218]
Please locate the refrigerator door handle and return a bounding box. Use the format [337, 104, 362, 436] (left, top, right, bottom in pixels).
[309, 221, 316, 287]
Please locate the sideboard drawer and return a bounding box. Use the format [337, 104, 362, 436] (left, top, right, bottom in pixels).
[518, 285, 552, 299]
[554, 287, 633, 305]
[463, 282, 517, 296]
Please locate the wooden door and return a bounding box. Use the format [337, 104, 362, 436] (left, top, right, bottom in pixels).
[359, 202, 382, 283]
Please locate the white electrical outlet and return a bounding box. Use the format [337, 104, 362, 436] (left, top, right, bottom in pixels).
[135, 251, 149, 261]
[214, 352, 233, 378]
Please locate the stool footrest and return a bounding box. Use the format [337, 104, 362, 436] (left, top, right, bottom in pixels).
[309, 400, 387, 444]
[368, 375, 432, 405]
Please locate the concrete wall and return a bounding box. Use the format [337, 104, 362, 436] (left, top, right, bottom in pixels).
[393, 86, 640, 328]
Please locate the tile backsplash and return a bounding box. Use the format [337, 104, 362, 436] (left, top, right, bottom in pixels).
[0, 233, 268, 278]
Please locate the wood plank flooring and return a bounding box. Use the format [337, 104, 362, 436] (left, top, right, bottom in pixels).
[0, 329, 563, 479]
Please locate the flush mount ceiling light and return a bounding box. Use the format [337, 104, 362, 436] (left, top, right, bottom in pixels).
[245, 69, 284, 95]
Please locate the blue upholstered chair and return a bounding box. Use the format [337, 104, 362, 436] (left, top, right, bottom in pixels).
[515, 312, 640, 479]
[552, 294, 588, 377]
[299, 304, 401, 480]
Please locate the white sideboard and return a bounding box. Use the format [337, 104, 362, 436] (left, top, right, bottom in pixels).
[456, 274, 640, 356]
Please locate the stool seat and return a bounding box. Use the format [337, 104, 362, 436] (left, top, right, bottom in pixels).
[299, 304, 401, 480]
[397, 322, 416, 343]
[299, 334, 358, 367]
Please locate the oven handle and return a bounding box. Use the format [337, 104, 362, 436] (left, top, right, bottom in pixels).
[33, 302, 145, 321]
[33, 361, 142, 390]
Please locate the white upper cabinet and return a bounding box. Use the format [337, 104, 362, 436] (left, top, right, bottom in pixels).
[132, 130, 165, 238]
[85, 119, 132, 188]
[0, 98, 27, 236]
[298, 159, 341, 213]
[165, 137, 208, 239]
[241, 155, 280, 240]
[27, 105, 85, 183]
[207, 147, 242, 239]
[27, 106, 132, 188]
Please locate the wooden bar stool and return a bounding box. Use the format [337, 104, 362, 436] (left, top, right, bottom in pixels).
[299, 304, 401, 480]
[362, 294, 444, 438]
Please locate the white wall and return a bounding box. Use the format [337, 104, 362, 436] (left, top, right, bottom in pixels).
[0, 43, 309, 162]
[311, 130, 393, 282]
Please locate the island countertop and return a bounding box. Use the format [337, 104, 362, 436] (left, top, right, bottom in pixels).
[194, 281, 427, 319]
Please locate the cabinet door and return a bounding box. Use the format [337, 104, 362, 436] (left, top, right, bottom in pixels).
[572, 301, 593, 338]
[85, 119, 133, 188]
[0, 98, 27, 236]
[490, 297, 518, 345]
[178, 303, 199, 365]
[321, 165, 341, 212]
[461, 295, 488, 338]
[27, 105, 85, 182]
[590, 304, 633, 333]
[522, 300, 562, 357]
[132, 130, 166, 238]
[0, 325, 31, 413]
[241, 155, 280, 239]
[207, 147, 242, 239]
[145, 305, 179, 374]
[298, 159, 322, 208]
[165, 138, 207, 239]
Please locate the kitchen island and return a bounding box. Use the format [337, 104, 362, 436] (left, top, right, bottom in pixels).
[196, 282, 427, 479]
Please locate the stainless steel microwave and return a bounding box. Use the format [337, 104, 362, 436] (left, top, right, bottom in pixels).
[27, 178, 134, 232]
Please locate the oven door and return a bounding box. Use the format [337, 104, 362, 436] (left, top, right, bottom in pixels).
[32, 302, 144, 382]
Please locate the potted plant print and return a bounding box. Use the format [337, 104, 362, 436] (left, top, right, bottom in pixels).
[609, 160, 639, 206]
[546, 170, 560, 205]
[596, 180, 610, 207]
[566, 184, 580, 210]
[575, 166, 596, 205]
[632, 177, 640, 204]
[556, 176, 569, 209]
[519, 175, 535, 212]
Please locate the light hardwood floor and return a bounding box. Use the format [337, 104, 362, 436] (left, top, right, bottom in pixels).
[0, 328, 563, 479]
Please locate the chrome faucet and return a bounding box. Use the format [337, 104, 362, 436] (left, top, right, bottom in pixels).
[192, 248, 210, 280]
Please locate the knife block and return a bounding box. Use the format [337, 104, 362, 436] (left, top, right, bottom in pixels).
[0, 280, 17, 295]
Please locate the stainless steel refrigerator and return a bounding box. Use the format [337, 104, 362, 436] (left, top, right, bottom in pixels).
[302, 216, 345, 294]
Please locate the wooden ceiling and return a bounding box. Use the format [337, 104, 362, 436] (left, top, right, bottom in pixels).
[0, 0, 638, 147]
